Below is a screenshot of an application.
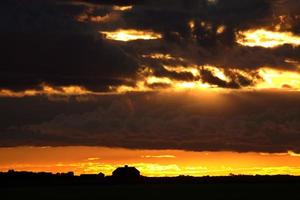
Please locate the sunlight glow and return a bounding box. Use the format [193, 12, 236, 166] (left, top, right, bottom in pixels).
[142, 53, 185, 61]
[203, 65, 229, 82]
[189, 20, 195, 32]
[113, 5, 133, 11]
[236, 29, 300, 48]
[114, 65, 234, 93]
[2, 67, 300, 97]
[216, 25, 226, 34]
[100, 29, 162, 41]
[257, 68, 300, 90]
[142, 155, 176, 159]
[2, 147, 300, 177]
[114, 65, 300, 93]
[114, 66, 214, 93]
[163, 65, 200, 77]
[90, 14, 113, 23]
[0, 85, 94, 97]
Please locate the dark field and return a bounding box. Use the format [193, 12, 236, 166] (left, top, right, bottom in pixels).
[1, 183, 300, 200]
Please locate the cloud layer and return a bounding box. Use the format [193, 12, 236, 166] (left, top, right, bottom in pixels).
[1, 91, 300, 153]
[1, 0, 300, 92]
[1, 0, 300, 153]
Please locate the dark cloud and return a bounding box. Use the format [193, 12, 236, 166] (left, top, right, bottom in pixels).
[153, 67, 198, 82]
[0, 0, 139, 91]
[82, 0, 144, 6]
[1, 0, 300, 91]
[194, 45, 300, 71]
[224, 70, 259, 87]
[122, 0, 271, 34]
[0, 0, 89, 33]
[200, 69, 239, 88]
[97, 0, 300, 78]
[0, 33, 138, 91]
[1, 91, 300, 153]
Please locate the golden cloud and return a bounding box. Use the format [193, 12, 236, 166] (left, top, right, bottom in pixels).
[100, 29, 162, 41]
[236, 29, 300, 48]
[112, 5, 133, 11]
[257, 68, 300, 90]
[0, 85, 96, 97]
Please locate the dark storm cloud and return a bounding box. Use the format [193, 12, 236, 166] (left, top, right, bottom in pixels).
[0, 0, 139, 92]
[0, 33, 138, 91]
[194, 45, 300, 71]
[0, 0, 88, 33]
[1, 91, 300, 153]
[121, 0, 271, 36]
[82, 0, 144, 6]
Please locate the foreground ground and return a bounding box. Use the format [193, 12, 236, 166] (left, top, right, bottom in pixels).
[1, 183, 300, 200]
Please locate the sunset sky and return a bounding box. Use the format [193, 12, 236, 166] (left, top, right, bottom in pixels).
[1, 0, 300, 176]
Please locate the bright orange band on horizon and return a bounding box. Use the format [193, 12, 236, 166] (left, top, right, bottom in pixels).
[1, 147, 300, 177]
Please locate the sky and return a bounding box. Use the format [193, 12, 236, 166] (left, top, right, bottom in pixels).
[1, 0, 300, 176]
